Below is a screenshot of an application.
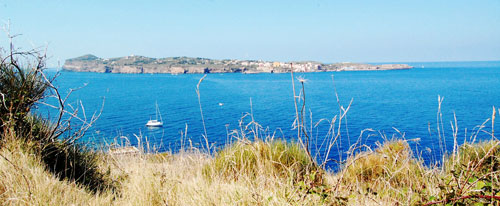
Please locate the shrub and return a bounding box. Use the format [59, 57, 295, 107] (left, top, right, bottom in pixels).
[0, 53, 49, 141]
[41, 140, 115, 192]
[432, 140, 500, 205]
[446, 140, 500, 177]
[0, 44, 114, 193]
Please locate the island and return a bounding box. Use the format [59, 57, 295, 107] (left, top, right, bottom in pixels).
[62, 54, 413, 74]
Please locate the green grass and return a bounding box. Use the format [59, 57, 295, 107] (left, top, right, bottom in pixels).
[341, 140, 431, 205]
[203, 140, 316, 182]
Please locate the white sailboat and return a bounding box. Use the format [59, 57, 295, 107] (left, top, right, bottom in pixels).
[146, 102, 163, 127]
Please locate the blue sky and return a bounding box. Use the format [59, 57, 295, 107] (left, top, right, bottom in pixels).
[0, 0, 499, 66]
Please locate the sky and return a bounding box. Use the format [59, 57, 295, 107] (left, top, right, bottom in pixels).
[0, 0, 499, 67]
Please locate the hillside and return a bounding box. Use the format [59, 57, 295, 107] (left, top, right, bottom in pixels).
[62, 55, 413, 74]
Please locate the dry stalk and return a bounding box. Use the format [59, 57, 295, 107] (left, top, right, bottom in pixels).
[290, 64, 306, 152]
[492, 106, 496, 139]
[436, 95, 446, 170]
[195, 74, 210, 153]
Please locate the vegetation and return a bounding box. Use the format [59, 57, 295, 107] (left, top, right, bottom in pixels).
[434, 141, 500, 205]
[204, 140, 316, 181]
[0, 37, 113, 193]
[341, 140, 430, 205]
[63, 53, 413, 73]
[1, 36, 499, 205]
[2, 135, 498, 205]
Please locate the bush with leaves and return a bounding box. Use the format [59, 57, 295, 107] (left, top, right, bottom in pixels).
[0, 36, 113, 192]
[425, 141, 500, 205]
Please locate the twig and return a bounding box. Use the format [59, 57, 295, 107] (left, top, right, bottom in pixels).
[424, 195, 500, 206]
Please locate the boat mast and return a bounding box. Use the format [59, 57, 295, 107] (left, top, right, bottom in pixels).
[158, 103, 163, 122]
[155, 101, 162, 122]
[155, 101, 158, 120]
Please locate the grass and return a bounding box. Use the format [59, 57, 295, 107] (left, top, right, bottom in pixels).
[1, 41, 499, 205]
[341, 140, 433, 205]
[2, 135, 498, 205]
[203, 140, 315, 182]
[0, 138, 114, 205]
[435, 140, 500, 205]
[445, 140, 500, 176]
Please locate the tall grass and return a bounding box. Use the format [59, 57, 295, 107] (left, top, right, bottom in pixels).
[203, 140, 315, 182]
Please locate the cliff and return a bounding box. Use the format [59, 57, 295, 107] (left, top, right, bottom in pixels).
[62, 54, 413, 74]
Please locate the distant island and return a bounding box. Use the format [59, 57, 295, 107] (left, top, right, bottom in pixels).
[62, 54, 413, 74]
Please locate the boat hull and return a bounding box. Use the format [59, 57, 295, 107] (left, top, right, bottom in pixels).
[146, 120, 163, 127]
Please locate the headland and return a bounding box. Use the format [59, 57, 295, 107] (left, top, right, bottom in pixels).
[62, 54, 413, 74]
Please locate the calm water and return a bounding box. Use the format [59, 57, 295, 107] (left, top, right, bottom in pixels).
[42, 61, 500, 168]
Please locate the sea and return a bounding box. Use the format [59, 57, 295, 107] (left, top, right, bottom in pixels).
[41, 61, 500, 169]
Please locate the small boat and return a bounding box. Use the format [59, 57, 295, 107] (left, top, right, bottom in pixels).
[146, 102, 163, 127]
[146, 119, 162, 127]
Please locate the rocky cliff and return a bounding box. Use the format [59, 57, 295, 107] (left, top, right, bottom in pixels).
[63, 54, 413, 74]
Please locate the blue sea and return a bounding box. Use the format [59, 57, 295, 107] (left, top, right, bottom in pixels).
[42, 61, 500, 169]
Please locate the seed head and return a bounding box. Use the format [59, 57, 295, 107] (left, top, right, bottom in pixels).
[297, 76, 307, 83]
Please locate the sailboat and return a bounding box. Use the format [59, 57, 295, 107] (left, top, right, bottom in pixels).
[146, 102, 163, 127]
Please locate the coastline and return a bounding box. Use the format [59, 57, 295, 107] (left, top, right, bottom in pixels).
[62, 54, 413, 74]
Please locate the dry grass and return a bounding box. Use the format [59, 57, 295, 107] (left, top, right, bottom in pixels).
[204, 140, 315, 182]
[0, 139, 114, 205]
[2, 136, 500, 205]
[0, 137, 334, 205]
[100, 140, 335, 205]
[445, 140, 500, 176]
[341, 140, 436, 205]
